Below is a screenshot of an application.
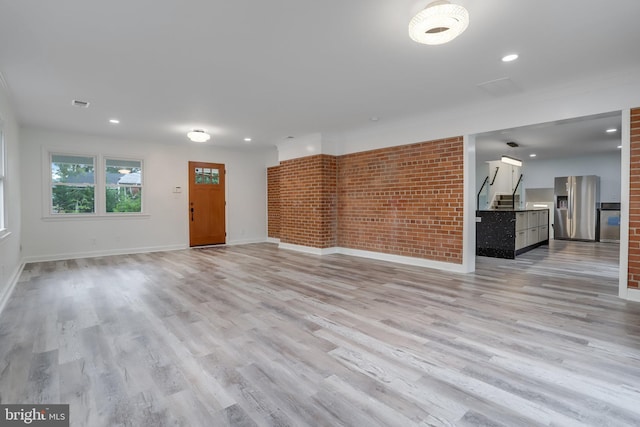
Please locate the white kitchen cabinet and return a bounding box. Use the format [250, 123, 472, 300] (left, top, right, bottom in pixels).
[515, 230, 527, 250]
[528, 210, 540, 228]
[516, 212, 528, 231]
[539, 225, 549, 242]
[528, 227, 539, 246]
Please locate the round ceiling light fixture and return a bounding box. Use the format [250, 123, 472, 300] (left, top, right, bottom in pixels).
[409, 0, 469, 45]
[187, 129, 211, 142]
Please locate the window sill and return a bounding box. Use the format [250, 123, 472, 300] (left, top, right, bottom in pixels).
[0, 229, 11, 244]
[42, 214, 151, 221]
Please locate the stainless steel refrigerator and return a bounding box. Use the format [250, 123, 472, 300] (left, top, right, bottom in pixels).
[554, 175, 599, 241]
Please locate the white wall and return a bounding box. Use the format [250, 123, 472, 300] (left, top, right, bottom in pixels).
[522, 152, 621, 203]
[0, 83, 22, 312]
[20, 128, 276, 262]
[476, 152, 621, 207]
[333, 66, 640, 156]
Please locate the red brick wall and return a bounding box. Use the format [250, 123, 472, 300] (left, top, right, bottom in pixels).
[279, 155, 337, 248]
[267, 166, 281, 239]
[337, 137, 464, 264]
[268, 138, 464, 263]
[628, 108, 640, 288]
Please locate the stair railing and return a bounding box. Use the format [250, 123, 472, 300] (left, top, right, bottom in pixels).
[512, 174, 523, 209]
[477, 176, 489, 210]
[490, 166, 499, 185]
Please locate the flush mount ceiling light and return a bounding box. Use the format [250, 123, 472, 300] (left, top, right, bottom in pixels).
[408, 0, 469, 45]
[501, 155, 522, 167]
[187, 129, 211, 142]
[502, 53, 519, 62]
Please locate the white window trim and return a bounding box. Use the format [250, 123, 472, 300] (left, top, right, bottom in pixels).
[42, 148, 148, 219]
[0, 117, 7, 236]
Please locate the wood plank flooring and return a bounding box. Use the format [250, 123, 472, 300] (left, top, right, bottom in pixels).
[1, 240, 639, 426]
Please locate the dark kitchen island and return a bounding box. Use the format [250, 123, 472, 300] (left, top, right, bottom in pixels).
[476, 209, 550, 259]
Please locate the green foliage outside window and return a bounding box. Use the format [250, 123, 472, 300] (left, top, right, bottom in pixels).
[51, 155, 95, 214]
[52, 186, 95, 213]
[50, 155, 143, 214]
[105, 162, 142, 213]
[106, 187, 142, 212]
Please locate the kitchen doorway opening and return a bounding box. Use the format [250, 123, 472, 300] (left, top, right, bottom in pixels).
[472, 111, 622, 296]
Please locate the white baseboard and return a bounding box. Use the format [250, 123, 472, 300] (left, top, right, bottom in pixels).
[337, 247, 467, 273]
[625, 288, 640, 303]
[278, 243, 339, 256]
[278, 243, 465, 273]
[266, 237, 280, 244]
[0, 261, 25, 316]
[21, 244, 188, 263]
[226, 237, 270, 246]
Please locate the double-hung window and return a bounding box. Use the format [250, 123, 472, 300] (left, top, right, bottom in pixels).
[50, 154, 96, 214]
[48, 153, 144, 216]
[0, 127, 5, 231]
[105, 158, 143, 213]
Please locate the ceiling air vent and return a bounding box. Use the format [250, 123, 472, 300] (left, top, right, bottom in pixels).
[476, 77, 521, 97]
[71, 99, 90, 108]
[506, 141, 519, 148]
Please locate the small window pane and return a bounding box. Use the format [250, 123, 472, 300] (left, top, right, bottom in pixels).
[106, 159, 142, 213]
[195, 167, 219, 185]
[51, 154, 95, 214]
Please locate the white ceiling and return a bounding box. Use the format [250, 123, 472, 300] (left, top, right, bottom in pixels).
[475, 111, 622, 164]
[1, 0, 639, 150]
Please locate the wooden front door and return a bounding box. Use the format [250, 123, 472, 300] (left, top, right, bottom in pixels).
[188, 161, 226, 246]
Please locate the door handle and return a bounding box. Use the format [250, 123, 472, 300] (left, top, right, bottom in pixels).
[191, 207, 194, 222]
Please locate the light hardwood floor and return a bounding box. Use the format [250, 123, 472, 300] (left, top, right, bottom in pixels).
[1, 240, 639, 426]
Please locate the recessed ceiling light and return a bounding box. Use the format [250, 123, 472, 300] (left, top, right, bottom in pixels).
[618, 145, 623, 149]
[187, 129, 211, 142]
[529, 153, 537, 158]
[370, 117, 379, 122]
[502, 54, 519, 62]
[244, 137, 252, 142]
[109, 119, 120, 124]
[606, 128, 618, 133]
